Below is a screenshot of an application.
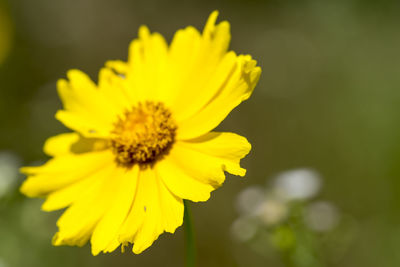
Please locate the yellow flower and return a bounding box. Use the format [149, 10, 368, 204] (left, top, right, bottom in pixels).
[20, 11, 261, 255]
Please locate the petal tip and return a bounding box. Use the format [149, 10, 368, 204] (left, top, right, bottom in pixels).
[19, 181, 30, 196]
[91, 246, 101, 256]
[139, 25, 150, 39]
[203, 10, 219, 34]
[66, 69, 84, 81]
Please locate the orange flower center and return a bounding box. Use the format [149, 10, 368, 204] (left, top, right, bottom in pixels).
[110, 101, 177, 166]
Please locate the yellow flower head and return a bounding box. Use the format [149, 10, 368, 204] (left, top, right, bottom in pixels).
[20, 11, 261, 255]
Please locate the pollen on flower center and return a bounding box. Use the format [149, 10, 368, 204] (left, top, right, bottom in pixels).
[110, 101, 177, 166]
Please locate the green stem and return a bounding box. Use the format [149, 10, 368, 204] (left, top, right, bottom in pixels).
[184, 200, 196, 267]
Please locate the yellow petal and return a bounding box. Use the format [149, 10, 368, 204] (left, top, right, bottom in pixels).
[202, 10, 231, 59]
[203, 10, 219, 37]
[123, 26, 169, 103]
[43, 132, 80, 156]
[41, 170, 103, 212]
[105, 60, 129, 75]
[157, 26, 201, 107]
[156, 133, 250, 203]
[156, 151, 217, 202]
[43, 132, 107, 157]
[178, 132, 251, 177]
[177, 55, 261, 140]
[98, 67, 133, 111]
[55, 111, 109, 138]
[20, 150, 114, 197]
[52, 164, 120, 247]
[119, 168, 183, 254]
[173, 51, 237, 122]
[160, 11, 232, 119]
[56, 69, 122, 137]
[90, 165, 139, 255]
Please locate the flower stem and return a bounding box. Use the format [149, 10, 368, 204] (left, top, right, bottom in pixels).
[184, 200, 196, 267]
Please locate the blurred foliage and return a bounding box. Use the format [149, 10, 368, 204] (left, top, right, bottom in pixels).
[1, 0, 400, 266]
[0, 1, 12, 66]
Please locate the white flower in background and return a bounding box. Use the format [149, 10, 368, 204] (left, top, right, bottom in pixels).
[236, 185, 288, 227]
[236, 185, 266, 216]
[232, 168, 341, 253]
[254, 196, 288, 226]
[273, 168, 321, 201]
[0, 151, 21, 198]
[305, 201, 339, 232]
[231, 216, 258, 242]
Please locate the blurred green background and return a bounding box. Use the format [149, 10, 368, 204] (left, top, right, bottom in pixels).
[1, 0, 400, 266]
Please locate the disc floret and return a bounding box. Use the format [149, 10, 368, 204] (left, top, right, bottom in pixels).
[110, 101, 177, 166]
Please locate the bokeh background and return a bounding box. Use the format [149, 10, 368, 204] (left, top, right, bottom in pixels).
[1, 0, 400, 266]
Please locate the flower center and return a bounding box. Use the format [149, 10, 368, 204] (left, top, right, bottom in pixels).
[110, 101, 177, 166]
